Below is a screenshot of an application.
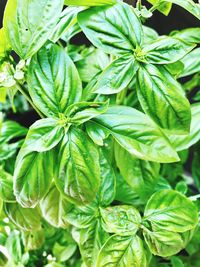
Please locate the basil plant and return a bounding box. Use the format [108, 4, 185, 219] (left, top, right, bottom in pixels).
[0, 0, 200, 266]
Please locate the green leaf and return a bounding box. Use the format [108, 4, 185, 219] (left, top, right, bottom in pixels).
[65, 101, 109, 125]
[0, 120, 27, 144]
[3, 0, 64, 59]
[170, 104, 200, 151]
[142, 226, 186, 257]
[78, 2, 143, 56]
[100, 205, 141, 236]
[65, 0, 116, 6]
[94, 106, 179, 163]
[192, 150, 200, 191]
[170, 27, 200, 44]
[14, 149, 54, 208]
[22, 230, 45, 251]
[147, 0, 172, 15]
[50, 7, 83, 43]
[55, 127, 100, 204]
[115, 174, 142, 206]
[143, 26, 159, 44]
[28, 44, 82, 117]
[76, 47, 110, 83]
[40, 185, 72, 228]
[5, 203, 41, 231]
[136, 64, 191, 134]
[0, 28, 10, 60]
[6, 231, 22, 264]
[64, 201, 98, 228]
[0, 168, 15, 202]
[143, 36, 195, 64]
[115, 143, 160, 202]
[179, 48, 200, 77]
[143, 189, 198, 233]
[94, 54, 138, 94]
[98, 148, 116, 206]
[53, 242, 77, 262]
[96, 234, 148, 267]
[160, 0, 200, 20]
[22, 118, 65, 153]
[77, 219, 109, 267]
[86, 121, 109, 146]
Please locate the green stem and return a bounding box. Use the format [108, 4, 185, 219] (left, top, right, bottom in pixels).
[16, 83, 44, 118]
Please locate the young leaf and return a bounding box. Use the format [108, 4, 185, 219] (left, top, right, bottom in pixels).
[65, 101, 109, 125]
[100, 205, 141, 236]
[40, 185, 72, 228]
[65, 0, 116, 6]
[94, 54, 138, 94]
[136, 64, 191, 134]
[3, 0, 64, 59]
[78, 2, 143, 56]
[50, 7, 83, 43]
[170, 103, 200, 151]
[115, 143, 160, 202]
[77, 219, 109, 267]
[146, 0, 172, 15]
[94, 106, 179, 163]
[14, 150, 54, 208]
[55, 127, 101, 204]
[86, 121, 109, 146]
[143, 36, 195, 64]
[22, 118, 65, 153]
[143, 189, 198, 233]
[5, 203, 41, 231]
[28, 44, 82, 117]
[96, 234, 148, 267]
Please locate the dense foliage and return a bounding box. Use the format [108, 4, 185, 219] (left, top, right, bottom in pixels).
[0, 0, 200, 266]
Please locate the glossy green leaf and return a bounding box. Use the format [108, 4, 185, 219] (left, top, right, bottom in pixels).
[94, 54, 138, 94]
[98, 148, 116, 206]
[50, 7, 83, 43]
[143, 26, 159, 44]
[136, 64, 191, 133]
[78, 2, 143, 56]
[40, 185, 72, 228]
[76, 47, 110, 83]
[100, 205, 141, 236]
[53, 242, 77, 262]
[0, 168, 15, 202]
[143, 189, 198, 232]
[65, 0, 116, 6]
[65, 101, 109, 125]
[159, 0, 200, 20]
[86, 121, 109, 146]
[143, 36, 195, 64]
[179, 48, 200, 77]
[96, 234, 147, 267]
[28, 44, 82, 117]
[146, 0, 172, 15]
[0, 121, 27, 144]
[22, 118, 64, 153]
[115, 143, 160, 202]
[170, 104, 200, 151]
[78, 219, 109, 267]
[3, 0, 64, 59]
[94, 106, 179, 163]
[14, 149, 54, 208]
[143, 226, 186, 257]
[64, 201, 98, 228]
[5, 203, 41, 231]
[170, 27, 200, 44]
[55, 127, 100, 204]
